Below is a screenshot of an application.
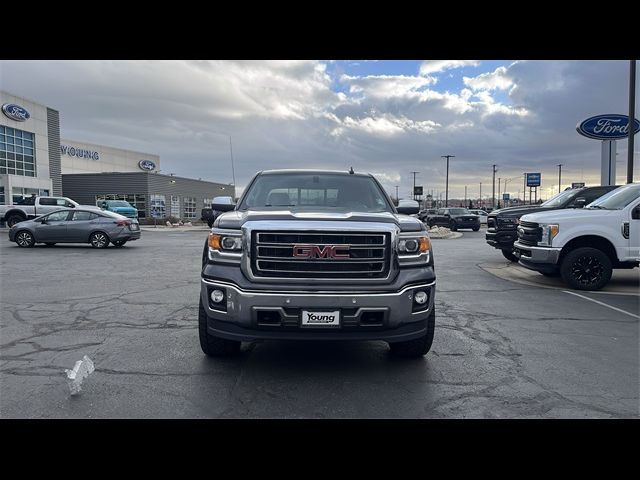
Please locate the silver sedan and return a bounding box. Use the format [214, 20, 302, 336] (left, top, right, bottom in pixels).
[8, 208, 141, 248]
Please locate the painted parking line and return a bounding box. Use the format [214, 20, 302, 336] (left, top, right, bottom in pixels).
[563, 290, 640, 319]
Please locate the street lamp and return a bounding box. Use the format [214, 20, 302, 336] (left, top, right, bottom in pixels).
[441, 155, 455, 207]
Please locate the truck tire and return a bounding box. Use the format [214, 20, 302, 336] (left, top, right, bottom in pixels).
[6, 214, 26, 227]
[472, 226, 480, 231]
[449, 220, 457, 231]
[502, 249, 518, 262]
[199, 298, 241, 356]
[389, 308, 435, 358]
[560, 247, 612, 291]
[15, 230, 35, 248]
[89, 232, 110, 248]
[207, 219, 214, 228]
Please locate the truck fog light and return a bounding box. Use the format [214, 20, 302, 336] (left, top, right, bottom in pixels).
[414, 291, 427, 305]
[210, 289, 224, 303]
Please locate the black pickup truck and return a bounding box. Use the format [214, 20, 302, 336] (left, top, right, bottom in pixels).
[486, 185, 619, 261]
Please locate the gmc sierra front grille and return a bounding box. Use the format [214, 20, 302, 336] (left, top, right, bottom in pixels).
[517, 221, 542, 246]
[251, 231, 390, 279]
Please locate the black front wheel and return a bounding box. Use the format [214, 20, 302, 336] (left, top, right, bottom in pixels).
[472, 226, 480, 231]
[560, 247, 612, 291]
[15, 230, 35, 248]
[389, 309, 435, 358]
[449, 220, 457, 231]
[199, 298, 241, 356]
[501, 249, 519, 262]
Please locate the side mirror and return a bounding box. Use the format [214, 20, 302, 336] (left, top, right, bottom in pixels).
[573, 198, 587, 208]
[632, 205, 640, 220]
[211, 202, 236, 212]
[396, 206, 420, 215]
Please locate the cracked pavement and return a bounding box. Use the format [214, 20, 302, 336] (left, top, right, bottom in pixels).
[1, 229, 638, 418]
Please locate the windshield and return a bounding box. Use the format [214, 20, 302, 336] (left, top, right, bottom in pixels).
[586, 185, 640, 210]
[541, 189, 579, 207]
[239, 173, 393, 213]
[448, 208, 470, 215]
[107, 201, 132, 207]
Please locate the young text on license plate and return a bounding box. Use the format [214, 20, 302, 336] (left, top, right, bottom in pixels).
[301, 310, 340, 327]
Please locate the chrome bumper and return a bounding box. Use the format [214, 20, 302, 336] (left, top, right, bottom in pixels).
[201, 278, 435, 332]
[514, 241, 561, 265]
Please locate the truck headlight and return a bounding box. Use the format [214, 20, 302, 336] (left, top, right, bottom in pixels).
[538, 224, 559, 246]
[398, 236, 430, 254]
[208, 232, 243, 251]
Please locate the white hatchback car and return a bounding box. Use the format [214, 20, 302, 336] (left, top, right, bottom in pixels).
[469, 209, 488, 225]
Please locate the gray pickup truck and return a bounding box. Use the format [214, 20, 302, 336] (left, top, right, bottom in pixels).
[199, 169, 436, 358]
[0, 195, 80, 227]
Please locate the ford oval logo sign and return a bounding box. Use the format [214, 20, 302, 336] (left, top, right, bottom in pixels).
[138, 160, 156, 171]
[577, 114, 640, 140]
[2, 103, 30, 122]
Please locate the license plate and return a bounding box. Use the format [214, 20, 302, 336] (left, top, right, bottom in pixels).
[130, 224, 139, 231]
[301, 310, 340, 327]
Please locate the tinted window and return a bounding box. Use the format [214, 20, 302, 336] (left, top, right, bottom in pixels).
[39, 198, 57, 206]
[45, 211, 70, 222]
[72, 211, 97, 221]
[17, 196, 36, 205]
[579, 188, 612, 204]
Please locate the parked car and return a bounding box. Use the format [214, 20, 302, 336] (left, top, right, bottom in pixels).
[417, 208, 438, 221]
[201, 196, 234, 228]
[469, 209, 489, 225]
[426, 208, 480, 231]
[514, 183, 639, 290]
[0, 195, 80, 227]
[486, 185, 619, 262]
[98, 200, 138, 219]
[8, 208, 141, 248]
[199, 169, 435, 358]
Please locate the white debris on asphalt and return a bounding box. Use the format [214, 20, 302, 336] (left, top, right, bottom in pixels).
[428, 226, 453, 238]
[65, 355, 95, 395]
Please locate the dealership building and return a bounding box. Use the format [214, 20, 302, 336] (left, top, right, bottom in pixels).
[1, 91, 234, 219]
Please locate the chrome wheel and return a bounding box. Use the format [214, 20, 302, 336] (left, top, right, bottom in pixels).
[90, 232, 109, 248]
[16, 231, 34, 247]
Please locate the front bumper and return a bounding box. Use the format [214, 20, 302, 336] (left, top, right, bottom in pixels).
[513, 241, 561, 273]
[485, 228, 518, 249]
[200, 278, 435, 343]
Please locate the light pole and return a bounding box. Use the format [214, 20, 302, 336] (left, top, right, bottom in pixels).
[628, 59, 636, 184]
[395, 185, 399, 204]
[442, 155, 455, 207]
[411, 171, 419, 201]
[492, 165, 497, 209]
[464, 185, 467, 207]
[498, 177, 501, 208]
[229, 136, 236, 187]
[557, 164, 563, 193]
[479, 182, 482, 208]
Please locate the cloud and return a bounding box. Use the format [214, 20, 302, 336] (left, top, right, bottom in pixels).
[1, 59, 636, 202]
[419, 60, 480, 76]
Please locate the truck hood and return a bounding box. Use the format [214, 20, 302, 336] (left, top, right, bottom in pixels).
[491, 205, 556, 217]
[521, 208, 617, 224]
[216, 208, 424, 232]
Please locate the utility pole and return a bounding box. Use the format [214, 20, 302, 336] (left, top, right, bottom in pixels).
[627, 59, 636, 184]
[498, 176, 501, 208]
[479, 182, 482, 208]
[442, 155, 455, 207]
[229, 136, 237, 193]
[395, 185, 399, 204]
[492, 165, 497, 209]
[411, 172, 419, 201]
[464, 185, 467, 206]
[523, 172, 527, 205]
[557, 164, 563, 193]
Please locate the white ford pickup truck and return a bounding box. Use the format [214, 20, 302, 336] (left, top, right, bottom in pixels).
[0, 195, 80, 227]
[514, 182, 640, 290]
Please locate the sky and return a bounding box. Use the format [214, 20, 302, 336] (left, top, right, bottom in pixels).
[1, 60, 637, 201]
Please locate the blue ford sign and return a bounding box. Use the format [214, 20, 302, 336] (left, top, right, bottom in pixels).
[2, 103, 30, 122]
[526, 173, 541, 187]
[576, 114, 640, 140]
[139, 159, 156, 171]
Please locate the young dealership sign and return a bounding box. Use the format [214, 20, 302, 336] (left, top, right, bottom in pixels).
[61, 145, 100, 161]
[577, 114, 639, 185]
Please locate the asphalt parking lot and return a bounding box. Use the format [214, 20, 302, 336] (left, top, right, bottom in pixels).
[1, 228, 638, 418]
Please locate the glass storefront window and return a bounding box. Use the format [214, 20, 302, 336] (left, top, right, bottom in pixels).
[150, 194, 166, 218]
[0, 126, 35, 177]
[95, 194, 147, 218]
[0, 186, 4, 205]
[170, 196, 180, 218]
[183, 197, 196, 219]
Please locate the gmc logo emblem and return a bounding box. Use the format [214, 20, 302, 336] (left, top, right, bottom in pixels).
[292, 244, 350, 259]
